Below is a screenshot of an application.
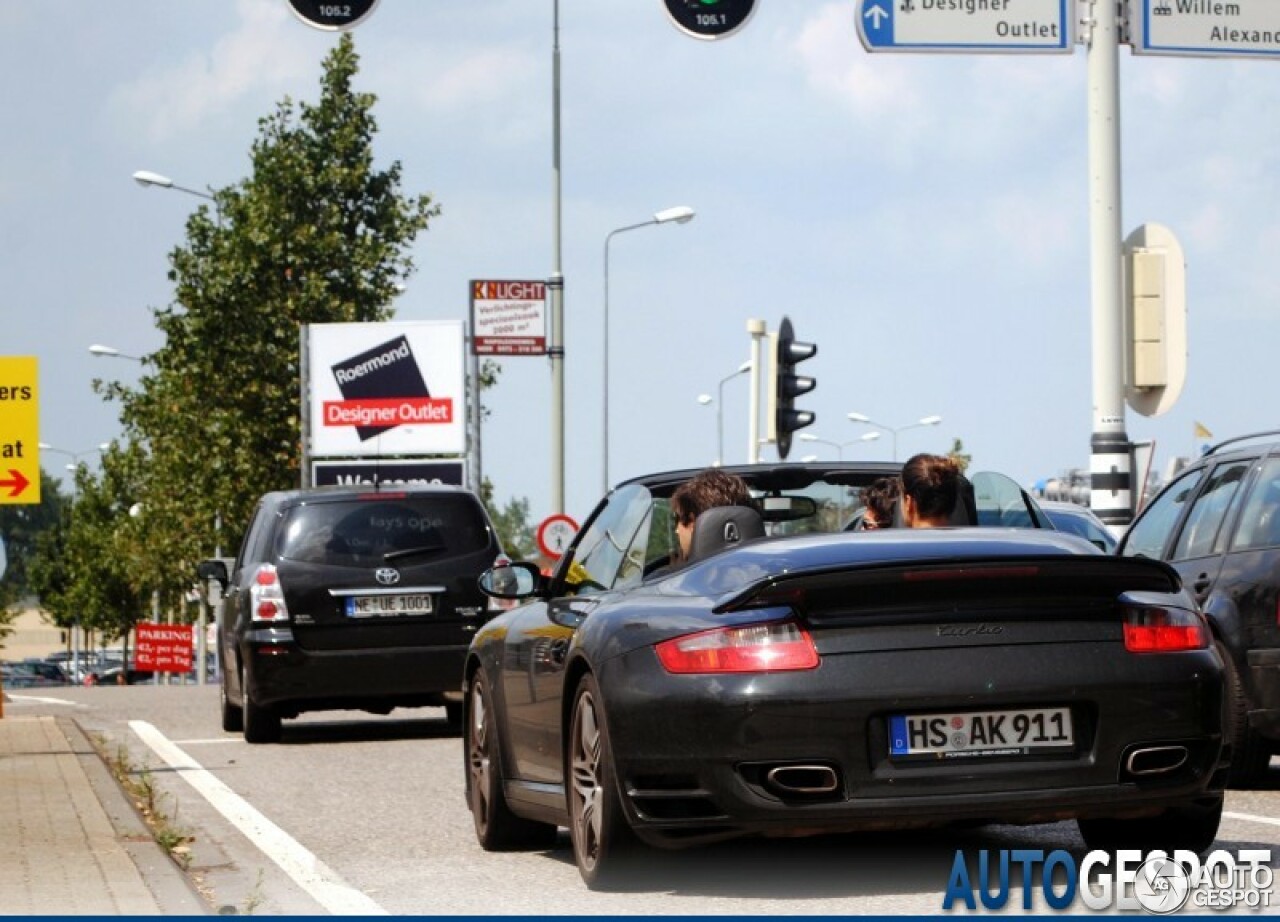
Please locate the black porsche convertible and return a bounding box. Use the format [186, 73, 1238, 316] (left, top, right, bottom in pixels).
[463, 463, 1227, 889]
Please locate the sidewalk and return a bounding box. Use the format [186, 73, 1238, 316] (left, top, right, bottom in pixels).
[0, 708, 209, 916]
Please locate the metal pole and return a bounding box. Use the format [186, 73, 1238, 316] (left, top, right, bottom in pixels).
[1086, 0, 1132, 525]
[469, 331, 482, 494]
[548, 0, 565, 515]
[747, 319, 765, 464]
[300, 325, 311, 488]
[602, 220, 656, 493]
[603, 233, 611, 494]
[716, 378, 727, 467]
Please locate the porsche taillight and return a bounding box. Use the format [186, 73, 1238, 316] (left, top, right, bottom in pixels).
[1122, 605, 1208, 653]
[249, 564, 290, 623]
[655, 621, 819, 674]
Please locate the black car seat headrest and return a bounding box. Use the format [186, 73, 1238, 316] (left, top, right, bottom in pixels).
[687, 505, 765, 564]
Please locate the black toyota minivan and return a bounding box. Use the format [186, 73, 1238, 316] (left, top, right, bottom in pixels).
[200, 484, 506, 743]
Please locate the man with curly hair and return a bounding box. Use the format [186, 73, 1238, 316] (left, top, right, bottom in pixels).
[669, 469, 754, 563]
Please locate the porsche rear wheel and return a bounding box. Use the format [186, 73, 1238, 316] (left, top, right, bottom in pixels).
[466, 672, 557, 850]
[568, 673, 639, 890]
[1077, 794, 1223, 855]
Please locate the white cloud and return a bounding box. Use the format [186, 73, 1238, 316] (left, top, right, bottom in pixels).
[106, 0, 313, 144]
[790, 3, 924, 120]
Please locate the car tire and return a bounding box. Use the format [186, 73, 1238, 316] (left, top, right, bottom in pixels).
[1220, 643, 1273, 788]
[241, 664, 281, 744]
[465, 672, 557, 851]
[220, 675, 244, 733]
[1077, 794, 1223, 855]
[444, 701, 463, 731]
[568, 673, 639, 891]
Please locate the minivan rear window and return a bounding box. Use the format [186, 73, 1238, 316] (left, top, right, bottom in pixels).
[276, 495, 490, 565]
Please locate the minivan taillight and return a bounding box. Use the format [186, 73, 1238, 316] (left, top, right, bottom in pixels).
[1122, 605, 1207, 653]
[250, 564, 290, 624]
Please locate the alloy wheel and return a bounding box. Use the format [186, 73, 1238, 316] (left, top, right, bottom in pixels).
[570, 688, 604, 869]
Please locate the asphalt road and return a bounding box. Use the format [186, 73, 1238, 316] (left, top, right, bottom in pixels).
[9, 684, 1280, 916]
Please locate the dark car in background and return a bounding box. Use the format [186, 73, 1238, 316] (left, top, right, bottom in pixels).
[463, 463, 1226, 889]
[1120, 430, 1280, 786]
[200, 484, 506, 743]
[1040, 500, 1119, 552]
[1, 660, 71, 688]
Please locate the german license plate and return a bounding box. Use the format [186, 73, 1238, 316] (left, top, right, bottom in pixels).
[889, 707, 1074, 761]
[344, 594, 434, 618]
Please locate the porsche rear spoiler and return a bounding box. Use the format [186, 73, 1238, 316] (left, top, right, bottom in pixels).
[714, 555, 1185, 619]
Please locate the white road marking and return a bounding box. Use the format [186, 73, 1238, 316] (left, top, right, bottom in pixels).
[129, 720, 388, 916]
[171, 737, 243, 746]
[1224, 810, 1280, 830]
[6, 694, 81, 706]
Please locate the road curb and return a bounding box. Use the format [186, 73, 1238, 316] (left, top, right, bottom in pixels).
[65, 716, 213, 916]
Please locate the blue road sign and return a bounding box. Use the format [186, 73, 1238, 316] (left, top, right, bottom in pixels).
[857, 0, 1075, 54]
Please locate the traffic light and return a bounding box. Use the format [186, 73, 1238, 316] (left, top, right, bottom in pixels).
[662, 0, 759, 41]
[768, 316, 817, 460]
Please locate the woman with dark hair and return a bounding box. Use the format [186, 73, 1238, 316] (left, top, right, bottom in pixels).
[901, 453, 962, 528]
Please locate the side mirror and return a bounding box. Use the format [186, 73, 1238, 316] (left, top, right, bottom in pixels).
[197, 559, 229, 588]
[479, 561, 542, 599]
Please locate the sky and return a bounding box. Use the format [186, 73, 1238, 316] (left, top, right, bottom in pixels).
[5, 0, 1280, 532]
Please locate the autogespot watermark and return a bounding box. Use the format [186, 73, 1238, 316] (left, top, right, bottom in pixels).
[943, 849, 1275, 913]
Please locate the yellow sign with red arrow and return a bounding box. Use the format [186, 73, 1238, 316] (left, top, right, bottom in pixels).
[0, 356, 39, 505]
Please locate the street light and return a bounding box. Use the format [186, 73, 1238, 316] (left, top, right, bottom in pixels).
[132, 169, 216, 203]
[797, 431, 882, 462]
[39, 442, 109, 465]
[88, 344, 143, 362]
[848, 413, 943, 461]
[602, 205, 696, 492]
[696, 360, 751, 467]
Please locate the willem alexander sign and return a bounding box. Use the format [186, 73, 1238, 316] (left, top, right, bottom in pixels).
[305, 321, 466, 458]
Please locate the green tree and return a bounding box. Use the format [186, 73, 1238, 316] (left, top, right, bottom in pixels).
[101, 35, 438, 604]
[0, 471, 67, 644]
[27, 449, 148, 653]
[948, 438, 972, 474]
[479, 477, 535, 560]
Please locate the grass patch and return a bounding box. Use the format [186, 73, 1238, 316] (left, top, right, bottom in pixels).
[97, 735, 196, 870]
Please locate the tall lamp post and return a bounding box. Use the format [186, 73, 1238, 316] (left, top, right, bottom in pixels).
[847, 413, 943, 461]
[696, 360, 752, 467]
[602, 205, 695, 493]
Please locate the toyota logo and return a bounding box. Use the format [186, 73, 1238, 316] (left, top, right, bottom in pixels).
[375, 568, 401, 586]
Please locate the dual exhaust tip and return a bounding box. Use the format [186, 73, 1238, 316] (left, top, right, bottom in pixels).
[764, 763, 840, 797]
[1126, 745, 1188, 776]
[761, 746, 1187, 799]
